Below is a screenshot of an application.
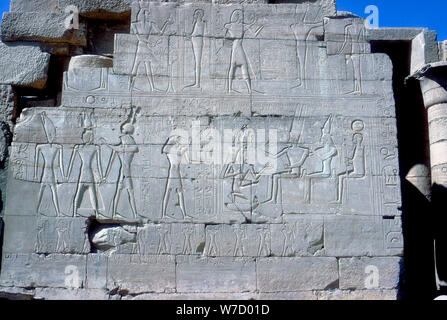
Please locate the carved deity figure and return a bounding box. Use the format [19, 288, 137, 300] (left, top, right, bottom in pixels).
[309, 115, 338, 178]
[335, 121, 366, 203]
[67, 130, 104, 217]
[184, 9, 206, 89]
[34, 112, 65, 217]
[130, 4, 173, 92]
[162, 135, 190, 220]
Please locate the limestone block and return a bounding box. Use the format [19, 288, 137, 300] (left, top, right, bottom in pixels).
[34, 288, 109, 300]
[257, 257, 339, 292]
[176, 256, 256, 293]
[86, 254, 108, 289]
[324, 16, 371, 56]
[62, 69, 131, 108]
[2, 216, 37, 254]
[0, 85, 15, 128]
[59, 0, 132, 20]
[107, 254, 176, 293]
[91, 225, 136, 252]
[69, 55, 114, 70]
[10, 0, 59, 12]
[137, 223, 205, 255]
[203, 224, 271, 257]
[256, 291, 318, 300]
[324, 216, 404, 257]
[1, 12, 87, 46]
[316, 289, 398, 300]
[270, 216, 324, 257]
[36, 217, 90, 254]
[0, 286, 35, 300]
[339, 257, 402, 290]
[0, 253, 86, 289]
[0, 43, 50, 89]
[440, 41, 447, 61]
[125, 292, 257, 300]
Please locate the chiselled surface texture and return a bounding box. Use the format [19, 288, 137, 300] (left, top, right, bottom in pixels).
[0, 0, 404, 300]
[0, 43, 50, 89]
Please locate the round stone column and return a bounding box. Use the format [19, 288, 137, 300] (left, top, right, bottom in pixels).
[413, 62, 447, 189]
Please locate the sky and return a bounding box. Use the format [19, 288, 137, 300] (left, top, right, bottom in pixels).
[0, 0, 446, 40]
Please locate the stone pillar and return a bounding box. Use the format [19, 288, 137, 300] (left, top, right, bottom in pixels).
[412, 62, 447, 189]
[412, 62, 447, 290]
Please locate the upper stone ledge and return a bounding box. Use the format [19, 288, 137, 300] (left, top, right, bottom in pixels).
[0, 12, 87, 46]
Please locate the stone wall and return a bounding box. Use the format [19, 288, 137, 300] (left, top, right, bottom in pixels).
[0, 0, 442, 300]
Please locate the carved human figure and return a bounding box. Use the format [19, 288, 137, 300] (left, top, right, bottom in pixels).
[257, 225, 270, 256]
[67, 130, 104, 217]
[36, 219, 49, 252]
[233, 225, 247, 257]
[206, 228, 219, 256]
[224, 10, 263, 94]
[156, 224, 170, 254]
[130, 5, 174, 92]
[184, 9, 206, 89]
[309, 115, 338, 178]
[34, 112, 65, 217]
[103, 124, 139, 219]
[281, 223, 295, 256]
[56, 219, 70, 252]
[162, 135, 190, 220]
[338, 22, 368, 94]
[182, 224, 195, 254]
[290, 4, 325, 89]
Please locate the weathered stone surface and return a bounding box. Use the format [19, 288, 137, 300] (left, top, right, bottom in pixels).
[324, 216, 404, 257]
[0, 286, 35, 300]
[315, 289, 398, 300]
[107, 254, 175, 293]
[256, 291, 318, 300]
[137, 223, 205, 255]
[0, 42, 50, 89]
[10, 0, 59, 13]
[59, 0, 132, 20]
[1, 12, 87, 46]
[440, 41, 447, 61]
[0, 0, 406, 299]
[257, 257, 339, 292]
[0, 85, 15, 129]
[176, 256, 256, 293]
[69, 55, 114, 70]
[36, 217, 90, 254]
[2, 216, 37, 253]
[124, 292, 257, 300]
[0, 253, 86, 288]
[91, 225, 136, 252]
[86, 254, 107, 289]
[339, 257, 402, 290]
[33, 287, 110, 300]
